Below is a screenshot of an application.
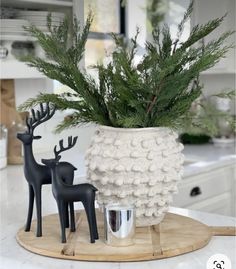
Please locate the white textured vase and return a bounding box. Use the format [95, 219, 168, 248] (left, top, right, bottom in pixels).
[85, 126, 184, 226]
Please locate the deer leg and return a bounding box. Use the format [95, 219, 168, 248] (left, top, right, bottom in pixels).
[25, 184, 34, 232]
[69, 202, 75, 232]
[57, 200, 66, 243]
[34, 185, 42, 237]
[63, 202, 69, 228]
[82, 200, 95, 243]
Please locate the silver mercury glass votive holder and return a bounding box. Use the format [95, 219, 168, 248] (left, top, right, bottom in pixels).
[104, 204, 135, 247]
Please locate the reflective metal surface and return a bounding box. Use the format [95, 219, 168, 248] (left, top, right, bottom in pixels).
[104, 204, 135, 246]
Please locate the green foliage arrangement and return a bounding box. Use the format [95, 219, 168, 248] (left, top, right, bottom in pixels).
[18, 1, 234, 132]
[182, 90, 236, 138]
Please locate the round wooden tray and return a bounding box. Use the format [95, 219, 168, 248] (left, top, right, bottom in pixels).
[16, 210, 235, 262]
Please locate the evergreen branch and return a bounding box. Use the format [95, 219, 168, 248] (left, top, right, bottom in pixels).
[173, 0, 194, 53]
[161, 24, 172, 58]
[54, 113, 88, 133]
[129, 28, 140, 64]
[177, 0, 194, 38]
[214, 90, 236, 99]
[18, 93, 84, 111]
[179, 14, 227, 51]
[18, 9, 233, 131]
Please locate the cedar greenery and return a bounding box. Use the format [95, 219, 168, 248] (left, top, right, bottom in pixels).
[182, 91, 236, 137]
[18, 2, 234, 132]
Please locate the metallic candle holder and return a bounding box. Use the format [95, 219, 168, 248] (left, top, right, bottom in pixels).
[104, 204, 135, 247]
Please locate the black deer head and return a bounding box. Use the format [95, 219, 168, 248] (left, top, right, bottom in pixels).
[42, 136, 78, 167]
[17, 103, 56, 144]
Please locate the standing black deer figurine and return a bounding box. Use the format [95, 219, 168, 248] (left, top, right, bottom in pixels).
[42, 137, 99, 244]
[17, 103, 77, 237]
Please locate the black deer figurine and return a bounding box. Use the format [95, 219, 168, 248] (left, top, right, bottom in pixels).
[17, 103, 76, 237]
[42, 137, 99, 244]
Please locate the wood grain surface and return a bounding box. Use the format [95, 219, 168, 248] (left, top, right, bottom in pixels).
[0, 79, 28, 164]
[16, 210, 235, 262]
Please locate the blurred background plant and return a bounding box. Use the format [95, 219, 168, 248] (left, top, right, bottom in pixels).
[146, 0, 168, 30]
[180, 90, 235, 145]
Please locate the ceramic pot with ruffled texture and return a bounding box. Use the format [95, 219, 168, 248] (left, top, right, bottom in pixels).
[85, 126, 184, 227]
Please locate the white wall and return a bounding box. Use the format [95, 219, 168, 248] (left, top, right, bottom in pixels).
[14, 78, 96, 154]
[194, 0, 236, 112]
[126, 0, 147, 46]
[193, 0, 235, 72]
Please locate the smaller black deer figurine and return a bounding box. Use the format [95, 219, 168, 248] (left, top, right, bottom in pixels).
[17, 103, 76, 237]
[42, 137, 99, 244]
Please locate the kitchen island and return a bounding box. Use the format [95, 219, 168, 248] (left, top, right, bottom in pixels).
[173, 144, 236, 217]
[0, 162, 235, 269]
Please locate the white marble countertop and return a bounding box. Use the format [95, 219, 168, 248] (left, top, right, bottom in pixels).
[183, 144, 236, 177]
[0, 165, 236, 269]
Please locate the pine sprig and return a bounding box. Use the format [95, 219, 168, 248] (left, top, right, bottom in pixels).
[18, 4, 234, 132]
[179, 14, 227, 51]
[214, 90, 236, 99]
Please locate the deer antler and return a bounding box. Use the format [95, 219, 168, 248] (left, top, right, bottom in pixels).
[54, 136, 78, 159]
[26, 103, 56, 134]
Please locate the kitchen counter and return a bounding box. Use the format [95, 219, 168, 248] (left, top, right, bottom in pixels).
[0, 165, 236, 269]
[183, 144, 236, 177]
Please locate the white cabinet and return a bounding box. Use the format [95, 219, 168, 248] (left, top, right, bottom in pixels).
[173, 164, 236, 217]
[1, 60, 45, 79]
[0, 0, 83, 79]
[0, 0, 86, 154]
[188, 193, 232, 216]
